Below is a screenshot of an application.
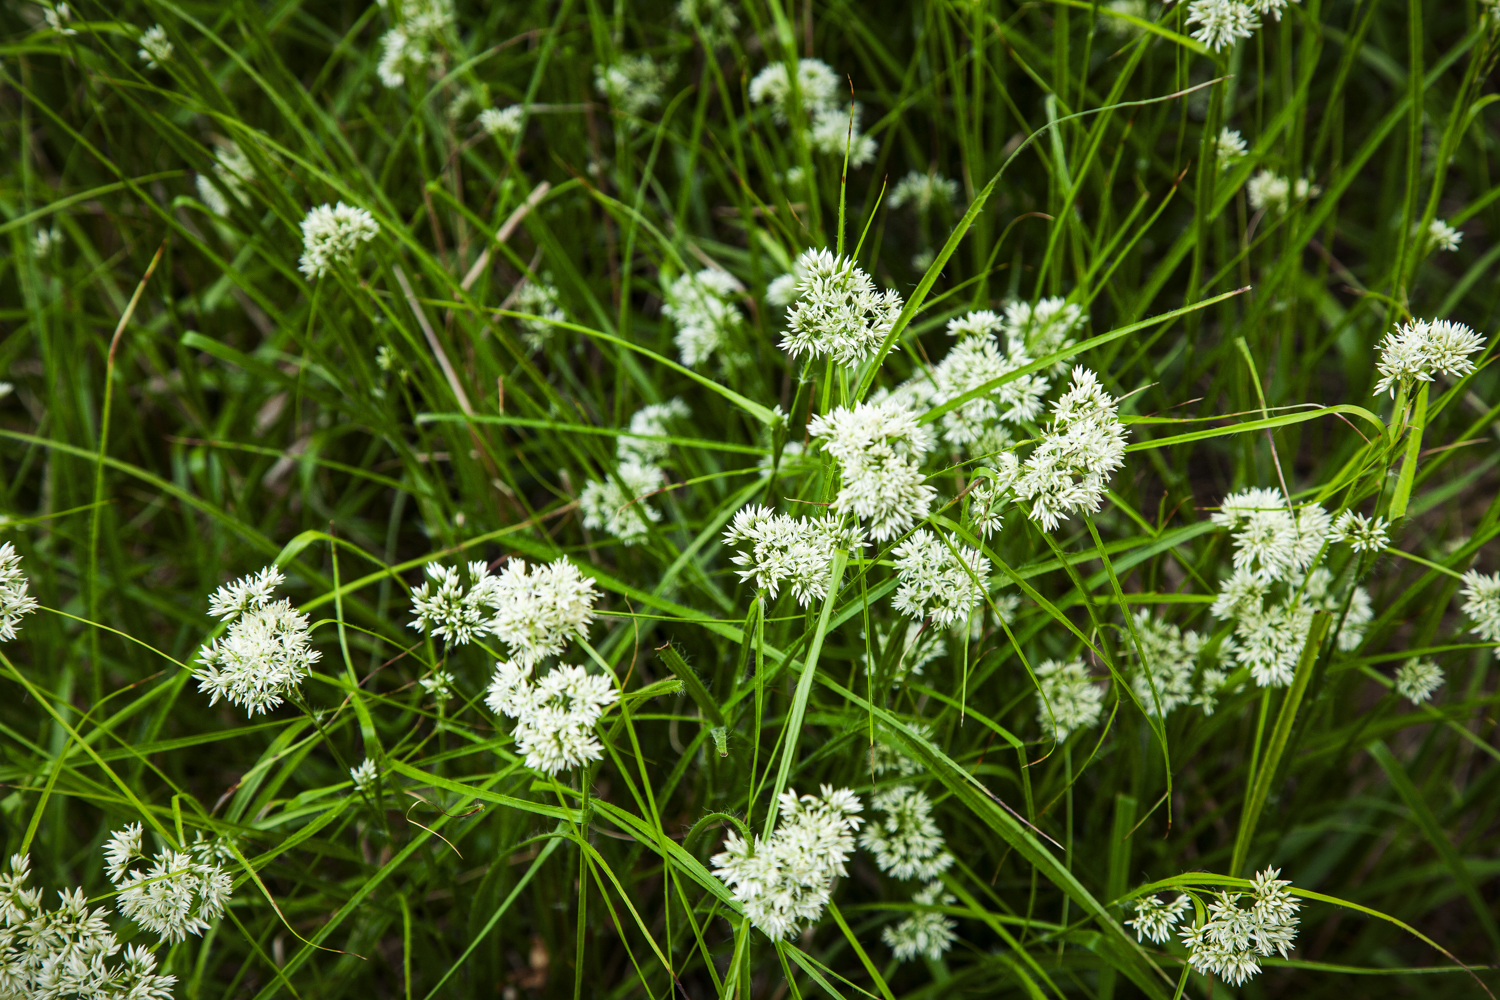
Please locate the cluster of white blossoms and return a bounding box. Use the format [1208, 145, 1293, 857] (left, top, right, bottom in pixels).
[859, 786, 953, 881]
[485, 662, 618, 774]
[478, 105, 525, 138]
[1126, 892, 1192, 943]
[41, 3, 77, 35]
[1246, 169, 1320, 215]
[1460, 569, 1500, 642]
[197, 566, 320, 716]
[375, 0, 454, 88]
[103, 824, 232, 944]
[32, 226, 61, 259]
[195, 141, 255, 217]
[899, 310, 1049, 455]
[137, 24, 172, 68]
[1186, 0, 1301, 51]
[887, 171, 960, 213]
[1425, 219, 1462, 252]
[992, 367, 1130, 532]
[1210, 490, 1372, 687]
[0, 854, 178, 1000]
[663, 268, 745, 368]
[1180, 868, 1302, 987]
[749, 58, 877, 166]
[1034, 658, 1106, 740]
[350, 757, 379, 792]
[595, 54, 673, 120]
[409, 555, 598, 663]
[580, 401, 692, 544]
[1372, 318, 1485, 397]
[1218, 127, 1249, 171]
[1124, 610, 1230, 717]
[1331, 510, 1389, 553]
[780, 249, 904, 367]
[809, 398, 935, 541]
[1394, 658, 1444, 704]
[892, 530, 992, 628]
[511, 274, 566, 351]
[1002, 297, 1088, 363]
[724, 507, 862, 607]
[0, 542, 38, 641]
[711, 786, 863, 939]
[883, 881, 958, 963]
[408, 561, 499, 646]
[298, 202, 379, 279]
[870, 722, 933, 775]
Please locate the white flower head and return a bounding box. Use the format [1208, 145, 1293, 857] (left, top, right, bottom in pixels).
[479, 105, 526, 137]
[511, 274, 566, 351]
[1011, 367, 1129, 531]
[105, 824, 232, 944]
[725, 506, 863, 607]
[595, 55, 674, 119]
[1332, 510, 1389, 553]
[0, 542, 39, 641]
[138, 24, 173, 68]
[408, 561, 499, 646]
[888, 171, 960, 213]
[579, 461, 666, 544]
[197, 568, 319, 716]
[1373, 319, 1485, 396]
[419, 669, 455, 702]
[907, 332, 1050, 450]
[1426, 219, 1462, 252]
[711, 785, 863, 939]
[1461, 570, 1500, 642]
[486, 662, 618, 774]
[375, 0, 454, 88]
[1127, 610, 1204, 716]
[1186, 0, 1258, 51]
[618, 398, 691, 466]
[806, 104, 877, 166]
[43, 3, 78, 35]
[892, 529, 992, 628]
[1127, 893, 1191, 944]
[1035, 658, 1105, 740]
[781, 249, 903, 366]
[1218, 127, 1249, 171]
[1002, 297, 1087, 363]
[298, 202, 379, 279]
[809, 399, 935, 541]
[32, 226, 62, 259]
[1394, 659, 1443, 704]
[881, 881, 957, 962]
[487, 558, 598, 666]
[1180, 866, 1301, 987]
[748, 58, 841, 123]
[665, 269, 744, 368]
[858, 786, 953, 881]
[350, 757, 378, 792]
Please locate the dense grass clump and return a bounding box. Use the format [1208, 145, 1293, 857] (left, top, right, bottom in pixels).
[2, 0, 1500, 997]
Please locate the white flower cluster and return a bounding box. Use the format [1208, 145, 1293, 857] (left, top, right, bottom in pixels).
[1186, 0, 1301, 51]
[1246, 169, 1319, 215]
[664, 268, 744, 368]
[1210, 490, 1371, 687]
[859, 786, 953, 881]
[376, 0, 455, 88]
[1002, 297, 1088, 363]
[780, 249, 903, 367]
[104, 824, 232, 944]
[42, 3, 77, 36]
[1426, 219, 1462, 253]
[1034, 658, 1106, 741]
[408, 561, 500, 646]
[408, 556, 597, 663]
[1394, 659, 1443, 704]
[1461, 569, 1500, 642]
[0, 854, 177, 1000]
[1372, 318, 1484, 397]
[724, 506, 862, 607]
[1124, 610, 1229, 717]
[892, 530, 991, 628]
[512, 275, 566, 351]
[138, 24, 172, 68]
[1179, 867, 1302, 986]
[749, 59, 877, 166]
[711, 786, 863, 939]
[197, 566, 319, 716]
[1126, 892, 1191, 944]
[870, 721, 933, 775]
[298, 202, 379, 279]
[1217, 127, 1249, 171]
[994, 367, 1130, 532]
[32, 226, 61, 259]
[899, 310, 1049, 455]
[479, 105, 525, 138]
[887, 170, 959, 213]
[580, 401, 692, 544]
[485, 662, 617, 774]
[1331, 510, 1389, 553]
[350, 757, 379, 792]
[882, 881, 958, 963]
[195, 141, 254, 217]
[809, 398, 935, 541]
[0, 542, 38, 641]
[595, 55, 673, 120]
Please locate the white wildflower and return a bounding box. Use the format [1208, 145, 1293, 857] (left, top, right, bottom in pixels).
[579, 461, 666, 544]
[1394, 659, 1443, 704]
[711, 785, 863, 939]
[1179, 867, 1301, 987]
[511, 274, 566, 351]
[1373, 318, 1485, 396]
[43, 3, 77, 35]
[1185, 0, 1257, 51]
[1126, 610, 1203, 716]
[479, 105, 526, 137]
[1226, 595, 1315, 687]
[806, 104, 877, 166]
[905, 326, 1049, 450]
[1011, 367, 1129, 531]
[808, 399, 935, 542]
[595, 55, 673, 119]
[892, 530, 991, 628]
[1035, 658, 1106, 741]
[1332, 511, 1389, 553]
[766, 272, 801, 308]
[968, 479, 1006, 539]
[664, 269, 744, 368]
[748, 59, 842, 123]
[1002, 297, 1087, 362]
[1218, 127, 1248, 171]
[486, 661, 618, 774]
[1211, 489, 1329, 582]
[487, 557, 598, 665]
[618, 398, 690, 466]
[105, 824, 232, 944]
[407, 561, 499, 646]
[882, 882, 957, 962]
[196, 141, 255, 217]
[1246, 169, 1288, 212]
[1127, 893, 1191, 944]
[375, 0, 454, 88]
[870, 722, 933, 775]
[781, 248, 904, 367]
[1427, 219, 1462, 252]
[888, 171, 960, 212]
[419, 669, 455, 702]
[298, 202, 379, 279]
[31, 226, 61, 259]
[138, 24, 172, 68]
[350, 758, 378, 792]
[724, 506, 862, 607]
[0, 542, 39, 641]
[196, 567, 319, 716]
[1461, 570, 1500, 642]
[859, 786, 953, 881]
